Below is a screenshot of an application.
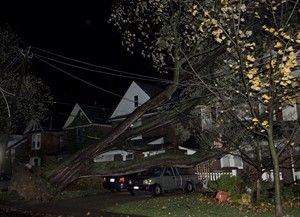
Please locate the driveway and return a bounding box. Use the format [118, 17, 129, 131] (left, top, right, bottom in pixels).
[2, 191, 150, 217]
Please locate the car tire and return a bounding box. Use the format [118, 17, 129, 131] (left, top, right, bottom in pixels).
[153, 184, 162, 196]
[185, 182, 194, 193]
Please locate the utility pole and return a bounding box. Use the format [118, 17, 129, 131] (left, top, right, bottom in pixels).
[0, 46, 31, 174]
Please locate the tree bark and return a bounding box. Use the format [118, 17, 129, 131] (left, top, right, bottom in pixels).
[268, 135, 283, 217]
[255, 141, 263, 204]
[255, 174, 262, 204]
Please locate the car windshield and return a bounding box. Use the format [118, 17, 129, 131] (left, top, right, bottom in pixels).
[141, 168, 163, 177]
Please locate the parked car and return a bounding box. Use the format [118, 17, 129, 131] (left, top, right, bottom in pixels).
[102, 174, 135, 192]
[0, 173, 11, 191]
[127, 167, 200, 196]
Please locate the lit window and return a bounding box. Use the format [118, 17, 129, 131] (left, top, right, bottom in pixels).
[31, 133, 41, 150]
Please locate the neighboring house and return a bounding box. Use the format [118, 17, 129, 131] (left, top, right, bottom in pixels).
[63, 103, 112, 154]
[6, 135, 28, 165]
[24, 119, 65, 167]
[194, 92, 300, 183]
[108, 81, 176, 160]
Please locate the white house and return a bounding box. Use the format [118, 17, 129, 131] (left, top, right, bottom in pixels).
[109, 81, 169, 158]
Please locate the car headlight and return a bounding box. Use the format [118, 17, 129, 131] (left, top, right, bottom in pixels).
[143, 179, 152, 185]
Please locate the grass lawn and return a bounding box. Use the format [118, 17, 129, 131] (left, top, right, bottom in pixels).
[105, 193, 300, 217]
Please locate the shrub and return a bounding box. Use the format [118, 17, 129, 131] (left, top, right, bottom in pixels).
[282, 185, 300, 201]
[213, 175, 242, 197]
[260, 181, 274, 202]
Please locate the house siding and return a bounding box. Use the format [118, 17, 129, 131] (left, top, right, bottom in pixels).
[110, 81, 151, 118]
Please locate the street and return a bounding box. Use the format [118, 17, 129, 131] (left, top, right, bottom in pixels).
[1, 191, 152, 217]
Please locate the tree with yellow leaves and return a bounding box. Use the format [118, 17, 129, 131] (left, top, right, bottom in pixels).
[109, 2, 299, 216]
[187, 1, 300, 216]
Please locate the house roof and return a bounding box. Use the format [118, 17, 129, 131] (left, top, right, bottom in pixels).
[79, 104, 111, 124]
[7, 135, 27, 149]
[63, 103, 112, 129]
[128, 136, 163, 146]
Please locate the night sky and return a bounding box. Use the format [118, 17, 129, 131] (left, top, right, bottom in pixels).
[0, 1, 161, 115]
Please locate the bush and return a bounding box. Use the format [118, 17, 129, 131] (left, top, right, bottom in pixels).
[260, 181, 274, 202]
[282, 185, 300, 201]
[212, 175, 242, 197]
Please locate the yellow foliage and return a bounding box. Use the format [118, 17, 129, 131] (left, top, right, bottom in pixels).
[246, 55, 255, 62]
[274, 41, 283, 49]
[240, 194, 251, 205]
[262, 120, 269, 127]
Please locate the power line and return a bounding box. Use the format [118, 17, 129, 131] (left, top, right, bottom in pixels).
[35, 56, 141, 104]
[35, 56, 123, 98]
[32, 46, 173, 83]
[34, 53, 173, 84]
[2, 53, 22, 74]
[32, 47, 231, 86]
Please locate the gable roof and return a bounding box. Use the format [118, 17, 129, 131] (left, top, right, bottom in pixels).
[80, 104, 111, 124]
[63, 103, 111, 129]
[110, 81, 164, 120]
[23, 119, 44, 134]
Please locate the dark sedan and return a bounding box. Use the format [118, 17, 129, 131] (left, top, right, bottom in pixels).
[103, 175, 131, 192]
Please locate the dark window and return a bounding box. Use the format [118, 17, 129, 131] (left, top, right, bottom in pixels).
[164, 168, 173, 176]
[126, 154, 134, 160]
[76, 128, 85, 144]
[134, 95, 139, 107]
[173, 168, 179, 176]
[33, 158, 40, 166]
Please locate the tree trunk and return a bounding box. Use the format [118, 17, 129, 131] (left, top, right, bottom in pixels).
[49, 71, 180, 190]
[255, 142, 263, 204]
[255, 175, 261, 204]
[268, 130, 283, 217]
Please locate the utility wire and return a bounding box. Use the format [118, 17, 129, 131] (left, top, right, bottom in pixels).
[34, 55, 225, 110]
[35, 56, 123, 98]
[35, 56, 141, 104]
[32, 47, 173, 83]
[34, 53, 173, 84]
[32, 47, 231, 86]
[2, 53, 22, 74]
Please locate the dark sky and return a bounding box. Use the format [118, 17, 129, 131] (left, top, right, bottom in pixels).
[0, 1, 161, 114]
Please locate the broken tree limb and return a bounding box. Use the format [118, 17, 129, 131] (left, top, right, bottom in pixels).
[48, 67, 180, 190]
[89, 150, 221, 177]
